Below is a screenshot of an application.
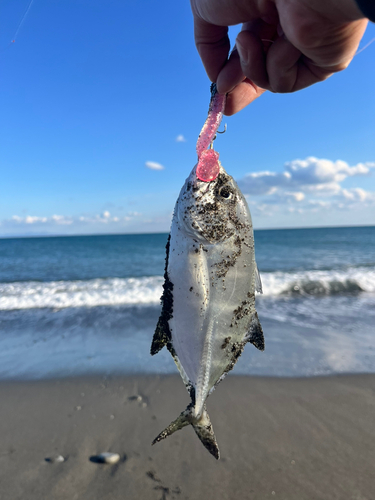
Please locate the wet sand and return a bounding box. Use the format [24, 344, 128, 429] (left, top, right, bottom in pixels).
[0, 374, 374, 500]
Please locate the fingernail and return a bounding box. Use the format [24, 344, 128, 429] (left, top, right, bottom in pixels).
[236, 39, 248, 65]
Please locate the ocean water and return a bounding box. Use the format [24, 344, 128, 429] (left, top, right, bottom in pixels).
[0, 227, 374, 379]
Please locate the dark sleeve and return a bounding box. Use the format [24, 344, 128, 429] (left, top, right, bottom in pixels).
[355, 0, 375, 21]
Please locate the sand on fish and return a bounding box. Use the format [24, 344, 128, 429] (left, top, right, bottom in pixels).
[0, 374, 374, 500]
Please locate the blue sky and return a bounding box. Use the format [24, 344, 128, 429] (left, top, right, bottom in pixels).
[1, 0, 374, 237]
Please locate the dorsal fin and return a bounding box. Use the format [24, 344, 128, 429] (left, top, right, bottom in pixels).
[248, 312, 264, 351]
[151, 235, 173, 355]
[151, 317, 171, 355]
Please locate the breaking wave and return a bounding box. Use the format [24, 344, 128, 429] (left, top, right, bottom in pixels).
[260, 267, 375, 297]
[0, 267, 374, 310]
[0, 277, 164, 310]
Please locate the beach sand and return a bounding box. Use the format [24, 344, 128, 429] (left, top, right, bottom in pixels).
[0, 374, 374, 500]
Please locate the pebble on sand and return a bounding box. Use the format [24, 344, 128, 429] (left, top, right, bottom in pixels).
[94, 452, 120, 464]
[45, 455, 65, 464]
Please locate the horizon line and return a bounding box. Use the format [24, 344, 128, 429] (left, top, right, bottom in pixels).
[1, 223, 374, 240]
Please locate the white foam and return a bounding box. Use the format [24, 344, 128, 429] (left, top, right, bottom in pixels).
[0, 277, 164, 310]
[0, 266, 374, 311]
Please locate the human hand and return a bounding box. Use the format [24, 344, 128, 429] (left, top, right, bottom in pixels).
[190, 0, 368, 115]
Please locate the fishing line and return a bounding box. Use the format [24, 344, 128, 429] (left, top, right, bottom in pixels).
[12, 0, 35, 42]
[0, 0, 35, 55]
[355, 36, 375, 56]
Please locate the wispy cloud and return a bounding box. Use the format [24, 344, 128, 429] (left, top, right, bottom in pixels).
[50, 215, 73, 225]
[175, 134, 186, 143]
[11, 214, 67, 225]
[3, 211, 142, 228]
[145, 161, 164, 171]
[0, 210, 172, 236]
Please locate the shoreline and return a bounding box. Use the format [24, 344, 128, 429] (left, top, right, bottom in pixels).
[1, 373, 374, 499]
[2, 369, 375, 382]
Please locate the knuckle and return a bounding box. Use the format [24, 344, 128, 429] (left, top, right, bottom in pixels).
[270, 78, 293, 93]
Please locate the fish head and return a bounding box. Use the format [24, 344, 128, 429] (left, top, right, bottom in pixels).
[176, 163, 253, 244]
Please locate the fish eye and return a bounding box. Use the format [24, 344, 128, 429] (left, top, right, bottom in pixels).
[219, 186, 232, 199]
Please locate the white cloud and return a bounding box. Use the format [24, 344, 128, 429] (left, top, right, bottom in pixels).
[145, 161, 164, 171]
[237, 156, 375, 218]
[238, 157, 375, 196]
[5, 211, 142, 228]
[303, 182, 342, 195]
[176, 134, 186, 143]
[284, 157, 373, 184]
[284, 191, 305, 201]
[78, 213, 120, 224]
[1, 211, 171, 236]
[12, 215, 48, 224]
[308, 200, 331, 207]
[51, 215, 73, 225]
[238, 171, 290, 195]
[10, 214, 77, 225]
[341, 188, 375, 202]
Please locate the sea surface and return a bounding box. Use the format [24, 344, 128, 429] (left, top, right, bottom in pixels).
[0, 226, 374, 379]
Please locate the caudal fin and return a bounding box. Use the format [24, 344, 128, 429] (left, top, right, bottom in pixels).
[152, 403, 220, 459]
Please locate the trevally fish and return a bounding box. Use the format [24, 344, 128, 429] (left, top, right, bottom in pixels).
[151, 85, 264, 459]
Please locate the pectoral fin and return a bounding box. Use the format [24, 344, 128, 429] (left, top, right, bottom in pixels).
[255, 264, 263, 294]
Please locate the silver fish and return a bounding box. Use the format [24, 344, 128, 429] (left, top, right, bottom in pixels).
[151, 160, 264, 459]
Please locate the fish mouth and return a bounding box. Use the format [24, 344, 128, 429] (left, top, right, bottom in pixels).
[190, 165, 213, 191]
[190, 167, 217, 201]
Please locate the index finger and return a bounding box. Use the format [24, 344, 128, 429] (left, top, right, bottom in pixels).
[193, 16, 231, 82]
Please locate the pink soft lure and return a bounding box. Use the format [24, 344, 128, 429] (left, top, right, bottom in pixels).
[196, 84, 226, 182]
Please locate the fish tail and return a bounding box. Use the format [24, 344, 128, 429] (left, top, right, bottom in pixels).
[191, 409, 220, 459]
[152, 403, 220, 459]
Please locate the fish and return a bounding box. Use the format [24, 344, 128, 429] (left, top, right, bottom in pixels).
[150, 85, 264, 459]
